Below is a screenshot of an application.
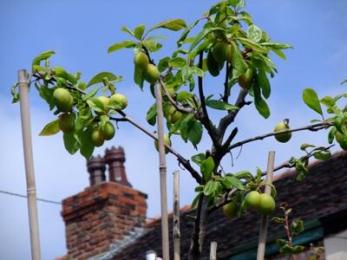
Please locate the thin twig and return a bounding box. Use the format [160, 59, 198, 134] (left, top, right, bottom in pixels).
[208, 144, 334, 213]
[217, 88, 249, 142]
[159, 78, 194, 113]
[228, 122, 333, 151]
[110, 112, 202, 184]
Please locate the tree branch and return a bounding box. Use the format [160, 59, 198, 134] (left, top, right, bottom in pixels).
[222, 63, 231, 103]
[217, 88, 249, 142]
[208, 144, 334, 213]
[228, 122, 333, 151]
[110, 111, 202, 184]
[159, 78, 194, 114]
[196, 52, 220, 148]
[189, 195, 209, 260]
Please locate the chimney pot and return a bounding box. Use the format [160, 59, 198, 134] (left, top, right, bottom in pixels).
[105, 146, 131, 186]
[87, 155, 106, 186]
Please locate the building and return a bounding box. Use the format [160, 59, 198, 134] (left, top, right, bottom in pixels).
[59, 147, 347, 259]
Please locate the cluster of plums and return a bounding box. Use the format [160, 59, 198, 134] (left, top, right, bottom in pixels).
[52, 87, 128, 147]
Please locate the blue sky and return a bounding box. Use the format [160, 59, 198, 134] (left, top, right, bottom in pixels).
[0, 1, 346, 259]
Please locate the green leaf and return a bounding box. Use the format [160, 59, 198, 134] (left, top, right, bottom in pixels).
[231, 41, 247, 74]
[177, 19, 200, 47]
[32, 50, 55, 69]
[158, 57, 170, 72]
[238, 37, 267, 53]
[228, 0, 245, 8]
[146, 104, 157, 126]
[188, 120, 203, 146]
[189, 27, 224, 52]
[11, 83, 20, 103]
[200, 157, 215, 181]
[290, 219, 304, 235]
[79, 129, 94, 159]
[86, 98, 104, 113]
[256, 69, 271, 99]
[134, 64, 145, 89]
[203, 180, 222, 199]
[321, 96, 335, 107]
[272, 217, 285, 224]
[303, 88, 323, 115]
[191, 153, 206, 166]
[169, 57, 187, 68]
[255, 96, 270, 118]
[234, 170, 253, 181]
[222, 175, 244, 190]
[177, 92, 194, 103]
[142, 38, 162, 52]
[152, 18, 187, 31]
[205, 99, 238, 111]
[341, 79, 347, 85]
[272, 48, 287, 59]
[313, 150, 331, 160]
[190, 66, 204, 77]
[88, 72, 121, 87]
[247, 25, 262, 43]
[300, 143, 315, 151]
[36, 84, 55, 110]
[39, 119, 60, 136]
[253, 82, 270, 118]
[134, 24, 145, 40]
[83, 87, 100, 100]
[108, 40, 137, 53]
[63, 132, 79, 155]
[121, 26, 135, 37]
[188, 39, 210, 59]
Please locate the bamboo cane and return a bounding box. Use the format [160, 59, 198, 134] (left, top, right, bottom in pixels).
[256, 151, 275, 260]
[209, 241, 217, 260]
[173, 170, 181, 260]
[18, 69, 42, 260]
[154, 83, 170, 260]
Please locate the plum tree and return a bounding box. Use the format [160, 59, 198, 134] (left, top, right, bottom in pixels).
[12, 0, 347, 259]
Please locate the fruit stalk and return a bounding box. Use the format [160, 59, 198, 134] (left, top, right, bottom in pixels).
[256, 151, 275, 260]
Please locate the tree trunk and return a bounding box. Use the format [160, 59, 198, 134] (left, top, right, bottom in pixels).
[189, 196, 209, 260]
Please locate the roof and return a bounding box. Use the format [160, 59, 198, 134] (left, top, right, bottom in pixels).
[111, 151, 347, 259]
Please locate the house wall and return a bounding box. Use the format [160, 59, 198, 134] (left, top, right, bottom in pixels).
[324, 229, 347, 260]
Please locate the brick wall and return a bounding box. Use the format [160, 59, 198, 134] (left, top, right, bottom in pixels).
[61, 147, 147, 259]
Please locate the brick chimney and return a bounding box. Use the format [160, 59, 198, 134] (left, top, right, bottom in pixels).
[61, 147, 147, 259]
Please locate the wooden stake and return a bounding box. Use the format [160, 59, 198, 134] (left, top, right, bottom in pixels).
[256, 151, 275, 260]
[173, 171, 181, 260]
[18, 70, 42, 260]
[209, 241, 217, 260]
[154, 83, 170, 260]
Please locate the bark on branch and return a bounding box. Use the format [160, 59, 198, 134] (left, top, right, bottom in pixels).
[228, 122, 333, 151]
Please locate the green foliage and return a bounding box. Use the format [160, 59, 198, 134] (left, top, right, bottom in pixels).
[39, 119, 60, 136]
[32, 50, 55, 70]
[273, 204, 306, 256]
[108, 40, 137, 53]
[10, 3, 347, 254]
[303, 88, 323, 116]
[21, 50, 130, 159]
[200, 156, 215, 181]
[87, 72, 121, 87]
[151, 19, 187, 32]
